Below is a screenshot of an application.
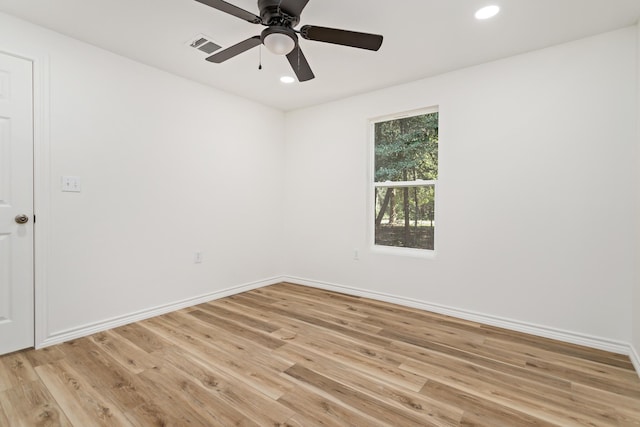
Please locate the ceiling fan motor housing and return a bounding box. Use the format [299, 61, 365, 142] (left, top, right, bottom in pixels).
[258, 0, 300, 27]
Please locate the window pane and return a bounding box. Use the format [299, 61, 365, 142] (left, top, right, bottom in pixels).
[374, 185, 435, 250]
[374, 112, 438, 183]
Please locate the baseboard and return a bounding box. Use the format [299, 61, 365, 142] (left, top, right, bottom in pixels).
[631, 344, 640, 378]
[36, 276, 286, 349]
[284, 276, 632, 357]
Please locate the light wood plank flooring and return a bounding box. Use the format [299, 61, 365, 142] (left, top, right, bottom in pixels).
[1, 282, 639, 426]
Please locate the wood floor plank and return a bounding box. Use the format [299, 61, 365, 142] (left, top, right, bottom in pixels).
[111, 322, 173, 354]
[205, 296, 282, 324]
[87, 330, 159, 374]
[483, 336, 640, 390]
[0, 380, 73, 427]
[229, 289, 281, 305]
[141, 314, 296, 400]
[256, 285, 372, 322]
[273, 322, 427, 392]
[0, 400, 9, 426]
[0, 352, 39, 392]
[166, 310, 295, 372]
[392, 339, 573, 396]
[193, 301, 282, 333]
[273, 283, 477, 330]
[365, 314, 514, 367]
[421, 381, 556, 427]
[207, 293, 380, 339]
[156, 345, 296, 426]
[34, 361, 132, 426]
[161, 308, 292, 366]
[272, 299, 385, 335]
[277, 384, 392, 427]
[136, 359, 258, 426]
[257, 285, 376, 323]
[406, 344, 621, 425]
[273, 342, 464, 426]
[55, 338, 155, 412]
[524, 357, 640, 399]
[284, 363, 439, 426]
[361, 309, 486, 344]
[123, 399, 213, 427]
[188, 308, 286, 350]
[403, 350, 623, 426]
[571, 383, 640, 424]
[1, 282, 638, 426]
[215, 296, 317, 335]
[385, 329, 573, 391]
[22, 346, 66, 368]
[231, 292, 393, 347]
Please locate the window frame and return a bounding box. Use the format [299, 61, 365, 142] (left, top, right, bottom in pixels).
[368, 106, 439, 257]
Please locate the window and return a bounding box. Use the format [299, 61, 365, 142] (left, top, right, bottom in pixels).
[372, 108, 439, 251]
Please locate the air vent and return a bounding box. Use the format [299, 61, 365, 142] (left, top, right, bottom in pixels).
[186, 34, 222, 55]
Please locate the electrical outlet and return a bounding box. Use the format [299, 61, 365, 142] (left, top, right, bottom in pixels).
[194, 252, 203, 263]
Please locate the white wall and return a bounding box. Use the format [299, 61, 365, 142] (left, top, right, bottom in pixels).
[0, 12, 286, 344]
[284, 27, 637, 346]
[633, 21, 640, 369]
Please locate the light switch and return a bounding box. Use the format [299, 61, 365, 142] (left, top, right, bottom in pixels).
[61, 176, 81, 192]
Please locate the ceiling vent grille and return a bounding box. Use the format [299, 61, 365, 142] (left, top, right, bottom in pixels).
[186, 34, 222, 55]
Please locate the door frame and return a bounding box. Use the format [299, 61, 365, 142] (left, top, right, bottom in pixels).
[0, 46, 50, 350]
[32, 51, 50, 350]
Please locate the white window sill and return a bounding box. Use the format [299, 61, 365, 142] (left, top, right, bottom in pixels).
[371, 245, 436, 259]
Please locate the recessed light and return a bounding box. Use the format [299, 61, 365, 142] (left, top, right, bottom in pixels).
[280, 76, 295, 84]
[475, 5, 500, 20]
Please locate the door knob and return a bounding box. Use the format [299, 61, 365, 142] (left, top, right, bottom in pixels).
[15, 214, 29, 224]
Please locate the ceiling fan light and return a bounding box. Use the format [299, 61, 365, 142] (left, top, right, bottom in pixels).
[475, 5, 500, 20]
[264, 32, 296, 55]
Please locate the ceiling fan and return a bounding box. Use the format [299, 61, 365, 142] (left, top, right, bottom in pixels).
[195, 0, 384, 82]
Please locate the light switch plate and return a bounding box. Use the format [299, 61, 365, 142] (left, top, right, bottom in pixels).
[61, 176, 81, 192]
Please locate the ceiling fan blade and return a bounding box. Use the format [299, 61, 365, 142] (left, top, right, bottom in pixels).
[206, 36, 262, 63]
[286, 44, 315, 82]
[278, 0, 311, 17]
[195, 0, 261, 24]
[300, 25, 383, 51]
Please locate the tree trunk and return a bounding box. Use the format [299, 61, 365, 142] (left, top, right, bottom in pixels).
[389, 189, 396, 224]
[403, 170, 410, 243]
[403, 186, 410, 242]
[375, 188, 392, 226]
[413, 187, 419, 228]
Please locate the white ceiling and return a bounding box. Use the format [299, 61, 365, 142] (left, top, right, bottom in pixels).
[1, 0, 639, 111]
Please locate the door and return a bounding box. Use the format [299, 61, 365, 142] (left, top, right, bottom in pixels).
[0, 51, 34, 355]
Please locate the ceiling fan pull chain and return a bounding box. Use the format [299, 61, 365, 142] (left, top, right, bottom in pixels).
[258, 45, 263, 70]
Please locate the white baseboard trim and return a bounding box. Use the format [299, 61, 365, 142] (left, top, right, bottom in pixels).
[284, 276, 633, 357]
[630, 344, 640, 378]
[36, 276, 286, 349]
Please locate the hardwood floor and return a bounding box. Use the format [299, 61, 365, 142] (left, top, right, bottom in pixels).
[1, 282, 639, 426]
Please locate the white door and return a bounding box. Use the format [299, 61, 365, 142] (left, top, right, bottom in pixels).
[0, 52, 34, 355]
